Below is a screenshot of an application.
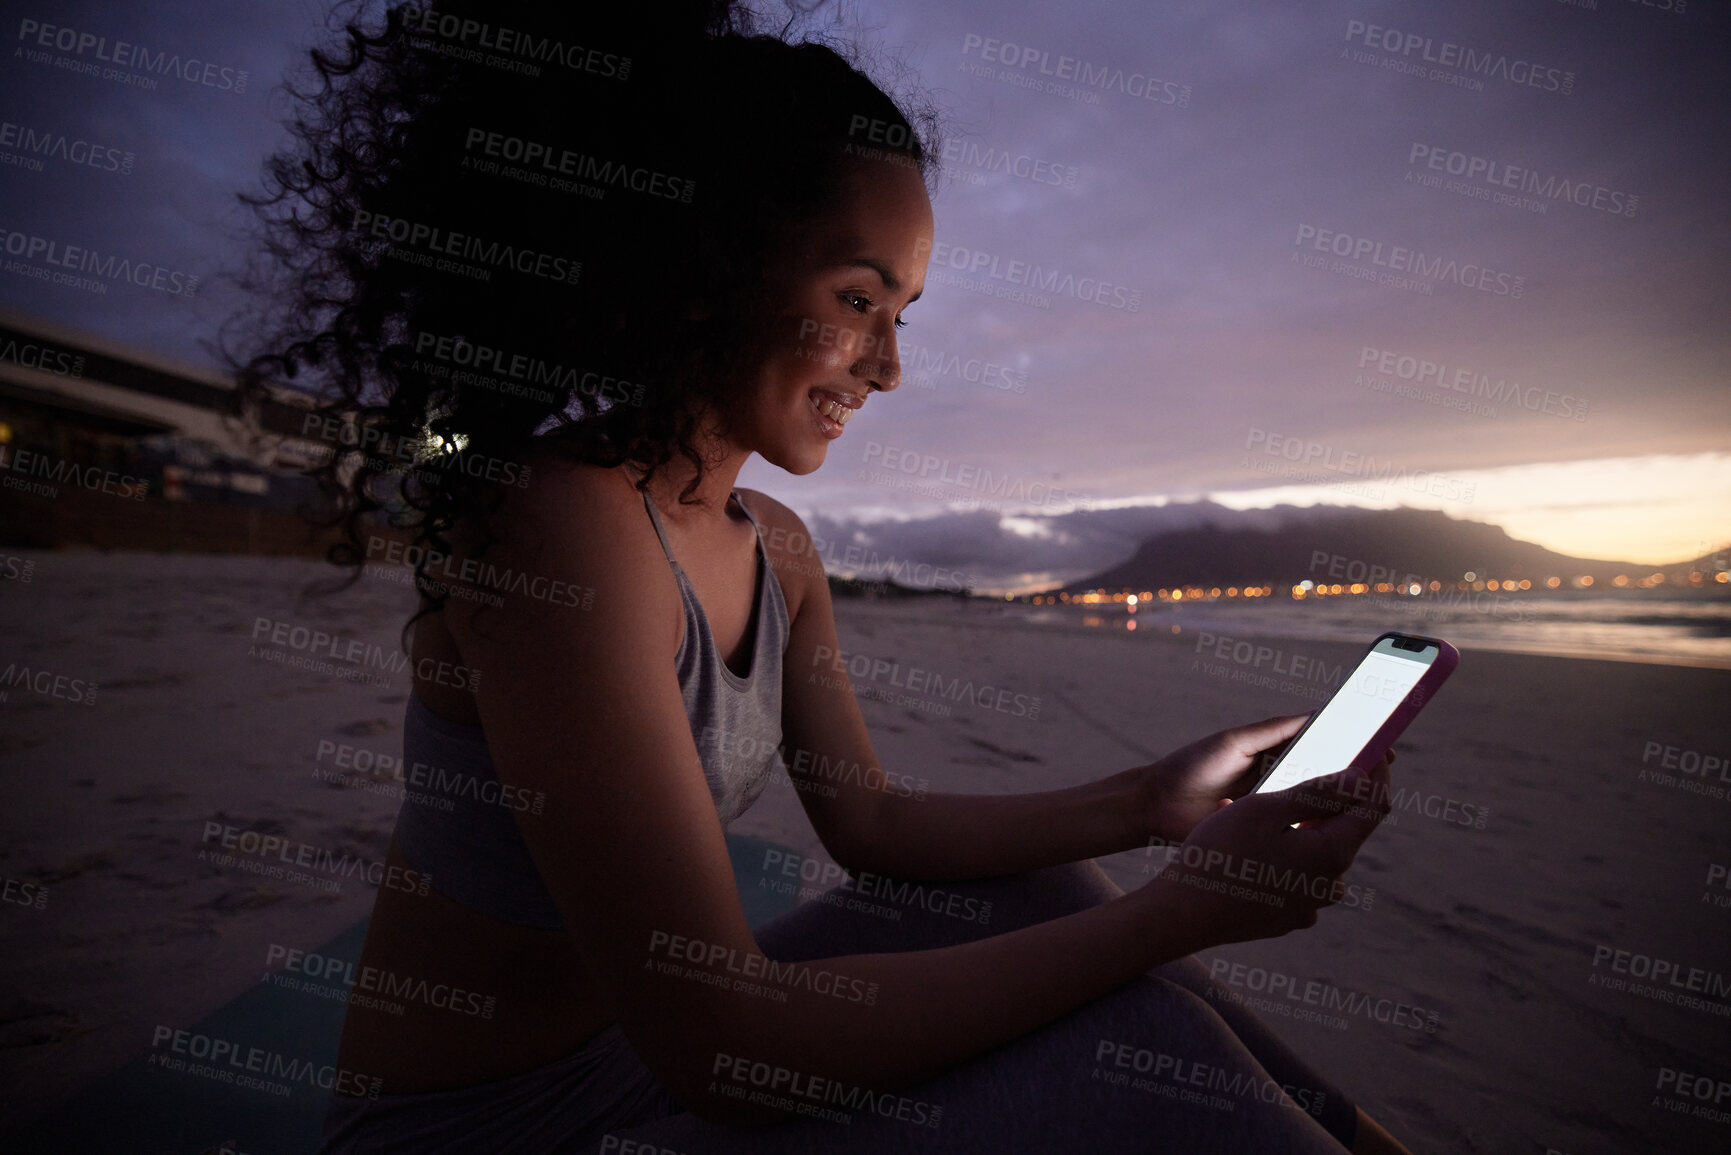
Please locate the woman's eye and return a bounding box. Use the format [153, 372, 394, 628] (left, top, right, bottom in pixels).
[841, 292, 871, 313]
[894, 315, 907, 329]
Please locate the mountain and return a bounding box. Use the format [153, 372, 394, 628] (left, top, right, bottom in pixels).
[1060, 507, 1692, 593]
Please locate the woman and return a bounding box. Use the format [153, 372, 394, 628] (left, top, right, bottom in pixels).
[233, 2, 1415, 1151]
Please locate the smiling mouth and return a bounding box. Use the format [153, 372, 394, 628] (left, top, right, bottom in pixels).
[810, 389, 861, 434]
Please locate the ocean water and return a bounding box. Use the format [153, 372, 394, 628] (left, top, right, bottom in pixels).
[1007, 591, 1731, 669]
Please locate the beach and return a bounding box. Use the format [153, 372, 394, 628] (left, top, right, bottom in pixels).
[2, 548, 1729, 1153]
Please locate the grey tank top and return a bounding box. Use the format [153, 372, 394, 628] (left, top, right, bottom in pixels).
[392, 487, 789, 929]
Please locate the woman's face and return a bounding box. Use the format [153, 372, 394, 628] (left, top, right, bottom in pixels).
[727, 155, 934, 476]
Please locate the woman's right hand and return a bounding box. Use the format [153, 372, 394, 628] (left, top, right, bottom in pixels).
[1140, 755, 1393, 950]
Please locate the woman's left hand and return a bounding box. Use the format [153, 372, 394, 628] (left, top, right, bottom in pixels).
[1135, 714, 1313, 844]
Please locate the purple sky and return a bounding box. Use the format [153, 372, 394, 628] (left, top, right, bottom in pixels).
[3, 0, 1727, 584]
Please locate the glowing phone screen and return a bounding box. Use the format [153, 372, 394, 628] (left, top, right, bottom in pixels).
[1255, 641, 1432, 794]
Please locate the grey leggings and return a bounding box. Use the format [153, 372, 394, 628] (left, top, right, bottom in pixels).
[599, 860, 1358, 1153]
[321, 862, 1360, 1154]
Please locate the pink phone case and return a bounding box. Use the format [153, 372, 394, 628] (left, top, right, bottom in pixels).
[1345, 631, 1459, 773]
[1251, 631, 1460, 792]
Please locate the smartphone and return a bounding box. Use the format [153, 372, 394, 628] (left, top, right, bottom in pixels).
[1250, 632, 1459, 796]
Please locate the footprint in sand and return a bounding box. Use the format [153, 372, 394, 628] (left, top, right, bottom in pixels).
[196, 887, 285, 914]
[36, 852, 117, 883]
[0, 999, 92, 1048]
[950, 737, 1045, 769]
[336, 718, 396, 737]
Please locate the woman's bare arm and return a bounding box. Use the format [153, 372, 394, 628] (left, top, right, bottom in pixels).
[752, 492, 1282, 882]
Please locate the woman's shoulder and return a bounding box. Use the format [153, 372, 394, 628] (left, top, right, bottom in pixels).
[735, 488, 821, 612]
[516, 445, 635, 502]
[492, 450, 645, 539]
[734, 486, 798, 532]
[462, 451, 673, 607]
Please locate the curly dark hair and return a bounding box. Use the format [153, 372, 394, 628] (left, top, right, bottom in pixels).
[224, 0, 938, 641]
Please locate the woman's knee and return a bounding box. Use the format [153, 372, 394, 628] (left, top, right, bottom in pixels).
[754, 858, 1125, 960]
[1084, 972, 1228, 1052]
[1146, 952, 1217, 992]
[983, 859, 1124, 930]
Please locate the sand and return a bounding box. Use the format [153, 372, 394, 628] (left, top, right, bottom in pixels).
[2, 549, 1728, 1153]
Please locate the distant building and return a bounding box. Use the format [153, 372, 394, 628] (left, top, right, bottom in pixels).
[0, 309, 335, 553]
